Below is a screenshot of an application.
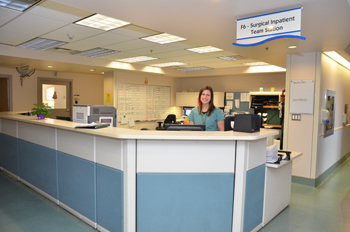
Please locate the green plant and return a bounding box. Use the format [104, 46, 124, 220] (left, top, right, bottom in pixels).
[31, 103, 51, 118]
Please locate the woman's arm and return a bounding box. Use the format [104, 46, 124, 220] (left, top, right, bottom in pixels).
[188, 120, 194, 125]
[217, 119, 224, 131]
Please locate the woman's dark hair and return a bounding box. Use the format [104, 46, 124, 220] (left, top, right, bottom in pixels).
[198, 85, 215, 116]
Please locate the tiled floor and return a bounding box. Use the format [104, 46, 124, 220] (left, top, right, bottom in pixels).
[0, 156, 349, 232]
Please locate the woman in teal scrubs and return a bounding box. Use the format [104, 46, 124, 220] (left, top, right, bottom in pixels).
[188, 86, 225, 131]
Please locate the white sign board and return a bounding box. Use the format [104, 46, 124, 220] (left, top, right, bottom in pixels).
[234, 7, 303, 46]
[289, 80, 315, 114]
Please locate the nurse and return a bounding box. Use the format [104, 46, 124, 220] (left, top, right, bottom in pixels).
[188, 86, 225, 131]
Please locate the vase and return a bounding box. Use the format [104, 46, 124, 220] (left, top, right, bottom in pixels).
[37, 113, 45, 120]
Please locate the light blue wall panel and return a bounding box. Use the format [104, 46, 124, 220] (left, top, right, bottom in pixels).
[0, 133, 18, 175]
[137, 173, 234, 232]
[18, 139, 57, 198]
[96, 164, 123, 232]
[243, 164, 265, 232]
[58, 151, 96, 222]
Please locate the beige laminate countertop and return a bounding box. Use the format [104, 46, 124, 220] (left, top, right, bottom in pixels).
[0, 112, 279, 141]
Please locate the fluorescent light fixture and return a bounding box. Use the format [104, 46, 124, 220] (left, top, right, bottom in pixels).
[0, 0, 40, 11]
[151, 62, 187, 67]
[218, 55, 247, 61]
[75, 14, 130, 31]
[141, 33, 186, 44]
[177, 66, 212, 71]
[47, 66, 52, 68]
[17, 38, 67, 51]
[288, 45, 297, 49]
[187, 46, 223, 53]
[324, 51, 350, 70]
[73, 48, 119, 57]
[242, 62, 269, 66]
[116, 56, 158, 63]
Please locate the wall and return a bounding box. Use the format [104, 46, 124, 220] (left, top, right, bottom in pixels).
[316, 54, 350, 178]
[0, 68, 104, 112]
[179, 72, 285, 93]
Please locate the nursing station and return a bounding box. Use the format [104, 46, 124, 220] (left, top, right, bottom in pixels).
[233, 7, 304, 46]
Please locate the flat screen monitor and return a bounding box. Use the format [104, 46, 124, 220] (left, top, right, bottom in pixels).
[165, 124, 206, 131]
[183, 108, 193, 116]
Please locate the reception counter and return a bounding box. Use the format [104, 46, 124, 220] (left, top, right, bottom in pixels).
[0, 113, 279, 232]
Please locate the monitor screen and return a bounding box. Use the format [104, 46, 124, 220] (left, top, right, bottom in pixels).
[164, 124, 206, 131]
[184, 108, 193, 116]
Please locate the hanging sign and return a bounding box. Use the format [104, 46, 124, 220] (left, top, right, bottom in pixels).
[233, 7, 305, 47]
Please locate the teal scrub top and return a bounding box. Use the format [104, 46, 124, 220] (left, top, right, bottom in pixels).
[188, 106, 224, 131]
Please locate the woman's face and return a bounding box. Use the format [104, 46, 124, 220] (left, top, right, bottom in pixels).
[201, 89, 211, 105]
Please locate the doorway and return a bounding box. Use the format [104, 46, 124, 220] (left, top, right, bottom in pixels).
[37, 77, 72, 120]
[0, 75, 11, 112]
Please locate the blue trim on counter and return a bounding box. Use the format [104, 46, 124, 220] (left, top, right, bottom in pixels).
[18, 139, 57, 198]
[243, 164, 265, 232]
[96, 163, 124, 232]
[0, 133, 18, 176]
[137, 173, 234, 232]
[57, 151, 96, 222]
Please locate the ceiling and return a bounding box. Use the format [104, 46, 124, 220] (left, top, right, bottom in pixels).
[0, 0, 349, 77]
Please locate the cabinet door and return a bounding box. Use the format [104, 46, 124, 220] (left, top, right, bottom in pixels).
[176, 93, 198, 106]
[213, 92, 225, 107]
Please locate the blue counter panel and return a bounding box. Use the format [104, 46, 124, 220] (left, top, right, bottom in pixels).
[57, 152, 96, 222]
[243, 164, 265, 232]
[137, 173, 234, 232]
[96, 164, 123, 232]
[18, 139, 57, 198]
[0, 133, 18, 176]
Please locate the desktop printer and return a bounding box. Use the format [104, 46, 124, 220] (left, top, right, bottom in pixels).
[233, 114, 260, 133]
[73, 105, 117, 127]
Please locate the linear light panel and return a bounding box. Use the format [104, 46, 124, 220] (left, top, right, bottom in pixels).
[218, 55, 247, 61]
[117, 56, 158, 63]
[186, 46, 223, 53]
[0, 0, 40, 11]
[177, 66, 212, 71]
[151, 62, 187, 67]
[242, 62, 269, 66]
[324, 51, 350, 70]
[17, 38, 66, 51]
[141, 33, 186, 44]
[73, 48, 119, 57]
[75, 14, 130, 31]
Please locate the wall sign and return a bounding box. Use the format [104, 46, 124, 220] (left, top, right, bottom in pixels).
[233, 7, 305, 47]
[289, 80, 315, 114]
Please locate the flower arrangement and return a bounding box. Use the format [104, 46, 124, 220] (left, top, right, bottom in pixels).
[31, 103, 51, 119]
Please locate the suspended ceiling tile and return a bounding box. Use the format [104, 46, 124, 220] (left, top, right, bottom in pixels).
[0, 13, 70, 37]
[36, 1, 93, 18]
[103, 39, 156, 51]
[154, 50, 194, 59]
[167, 54, 211, 62]
[137, 58, 172, 65]
[166, 40, 205, 50]
[110, 24, 159, 38]
[126, 44, 179, 55]
[61, 32, 134, 51]
[27, 5, 84, 23]
[96, 51, 138, 60]
[0, 7, 22, 27]
[186, 57, 222, 64]
[0, 29, 37, 46]
[41, 24, 103, 42]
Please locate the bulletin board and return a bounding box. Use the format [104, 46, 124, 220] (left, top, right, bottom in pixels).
[117, 83, 171, 121]
[225, 92, 254, 114]
[289, 80, 315, 114]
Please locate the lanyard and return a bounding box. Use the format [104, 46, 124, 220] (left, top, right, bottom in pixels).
[201, 111, 208, 124]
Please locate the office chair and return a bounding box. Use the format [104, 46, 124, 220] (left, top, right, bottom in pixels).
[156, 114, 176, 130]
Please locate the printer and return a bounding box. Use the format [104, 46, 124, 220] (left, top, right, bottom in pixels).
[73, 105, 117, 127]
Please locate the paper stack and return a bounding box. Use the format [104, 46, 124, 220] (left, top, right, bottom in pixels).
[266, 144, 279, 163]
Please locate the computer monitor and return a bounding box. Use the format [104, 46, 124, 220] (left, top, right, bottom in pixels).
[183, 108, 193, 116]
[164, 124, 206, 131]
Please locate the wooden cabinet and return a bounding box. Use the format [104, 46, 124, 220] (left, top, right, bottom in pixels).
[176, 92, 225, 107]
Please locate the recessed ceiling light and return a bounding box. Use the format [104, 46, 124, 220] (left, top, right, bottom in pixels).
[47, 66, 52, 68]
[0, 0, 41, 11]
[288, 45, 297, 49]
[75, 14, 130, 31]
[242, 62, 269, 66]
[177, 66, 212, 71]
[186, 46, 223, 53]
[17, 38, 67, 51]
[151, 62, 188, 67]
[90, 69, 96, 72]
[324, 51, 350, 70]
[73, 48, 119, 57]
[141, 33, 186, 44]
[218, 55, 247, 61]
[116, 56, 158, 63]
